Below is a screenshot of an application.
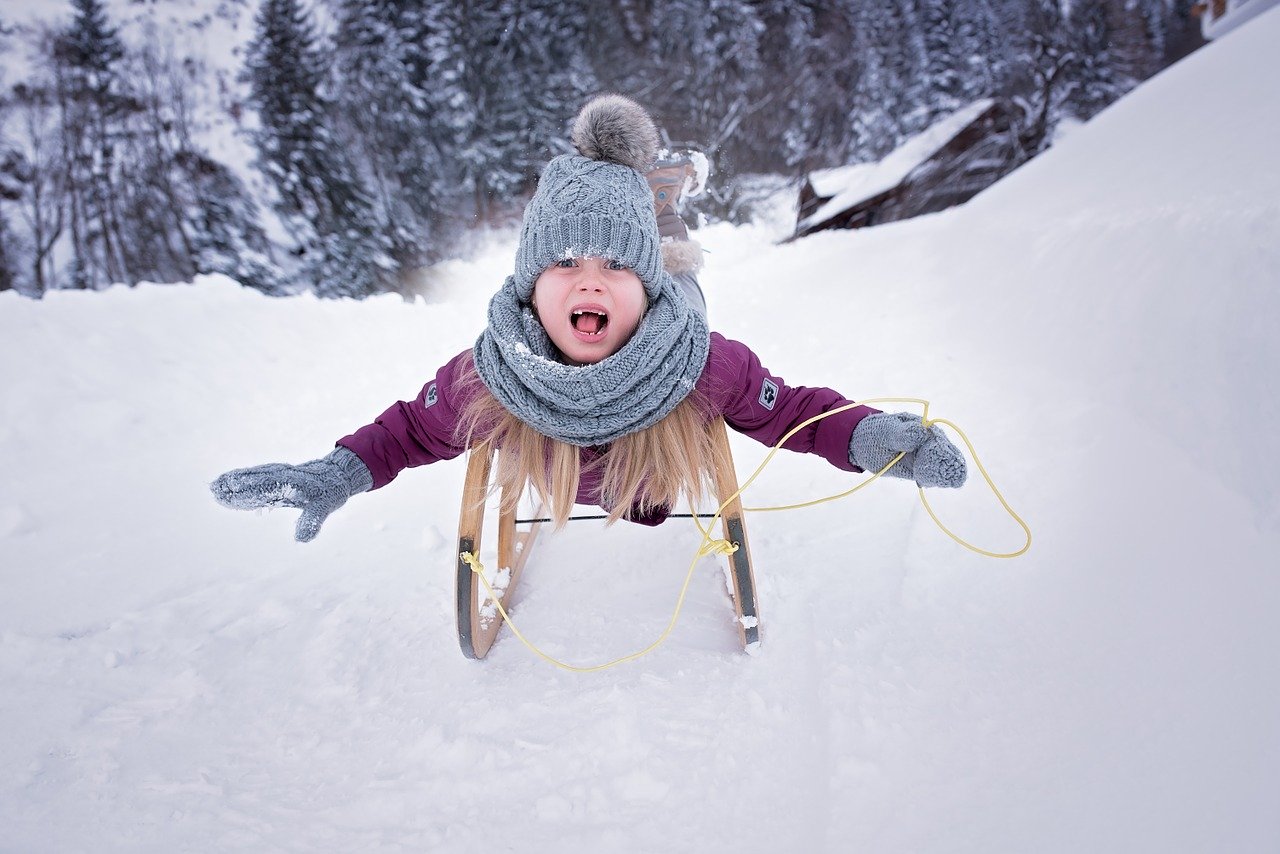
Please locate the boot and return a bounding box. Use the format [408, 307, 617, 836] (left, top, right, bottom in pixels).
[646, 155, 703, 274]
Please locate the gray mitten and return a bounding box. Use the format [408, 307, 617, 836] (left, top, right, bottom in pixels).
[849, 412, 967, 488]
[210, 447, 373, 542]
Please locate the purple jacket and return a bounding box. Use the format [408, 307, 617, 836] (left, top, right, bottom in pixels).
[337, 332, 879, 525]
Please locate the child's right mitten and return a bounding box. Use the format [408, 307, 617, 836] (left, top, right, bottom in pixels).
[849, 412, 967, 488]
[209, 447, 373, 542]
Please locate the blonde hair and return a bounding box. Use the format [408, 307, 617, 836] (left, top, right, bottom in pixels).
[454, 356, 723, 527]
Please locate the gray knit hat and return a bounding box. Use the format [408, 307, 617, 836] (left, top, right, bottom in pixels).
[512, 95, 664, 301]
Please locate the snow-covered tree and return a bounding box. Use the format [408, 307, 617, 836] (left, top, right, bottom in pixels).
[334, 0, 470, 268]
[0, 141, 20, 293]
[644, 0, 764, 161]
[1006, 0, 1080, 155]
[52, 0, 132, 288]
[456, 0, 597, 215]
[1065, 0, 1168, 121]
[0, 0, 1202, 297]
[0, 77, 25, 293]
[177, 149, 284, 296]
[846, 2, 919, 159]
[247, 0, 392, 297]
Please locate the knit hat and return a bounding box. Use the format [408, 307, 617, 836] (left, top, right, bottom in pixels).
[473, 95, 710, 446]
[512, 94, 664, 301]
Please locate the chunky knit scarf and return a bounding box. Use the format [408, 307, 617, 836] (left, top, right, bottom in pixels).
[472, 272, 710, 447]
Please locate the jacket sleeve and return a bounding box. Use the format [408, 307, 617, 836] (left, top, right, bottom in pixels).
[697, 332, 880, 473]
[335, 349, 475, 490]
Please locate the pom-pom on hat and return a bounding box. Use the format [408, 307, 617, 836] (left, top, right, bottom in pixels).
[512, 94, 665, 301]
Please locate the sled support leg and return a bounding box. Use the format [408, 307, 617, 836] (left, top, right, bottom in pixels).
[456, 445, 544, 659]
[711, 419, 761, 650]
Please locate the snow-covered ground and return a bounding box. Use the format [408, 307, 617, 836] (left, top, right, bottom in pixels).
[3, 9, 1279, 853]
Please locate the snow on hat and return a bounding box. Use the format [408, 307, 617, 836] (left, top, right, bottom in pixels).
[511, 94, 664, 301]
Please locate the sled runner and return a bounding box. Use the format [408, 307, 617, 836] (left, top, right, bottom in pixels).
[454, 417, 760, 660]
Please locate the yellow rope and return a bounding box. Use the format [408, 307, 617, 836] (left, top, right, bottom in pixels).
[738, 398, 1032, 559]
[460, 398, 1030, 671]
[461, 536, 733, 673]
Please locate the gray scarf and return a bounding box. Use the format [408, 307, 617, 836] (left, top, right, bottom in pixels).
[473, 272, 710, 446]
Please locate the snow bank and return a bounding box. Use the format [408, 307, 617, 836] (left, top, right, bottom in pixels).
[2, 12, 1278, 852]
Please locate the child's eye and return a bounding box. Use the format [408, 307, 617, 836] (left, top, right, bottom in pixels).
[555, 258, 578, 268]
[606, 260, 628, 271]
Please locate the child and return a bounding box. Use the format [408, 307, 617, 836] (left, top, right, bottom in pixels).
[211, 95, 966, 542]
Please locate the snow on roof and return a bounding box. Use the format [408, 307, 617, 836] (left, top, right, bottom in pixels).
[799, 98, 996, 231]
[1200, 0, 1280, 39]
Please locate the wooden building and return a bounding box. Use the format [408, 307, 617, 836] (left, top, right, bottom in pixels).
[794, 99, 1022, 239]
[1192, 0, 1280, 39]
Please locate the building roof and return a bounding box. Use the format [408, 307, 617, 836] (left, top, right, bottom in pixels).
[799, 98, 996, 232]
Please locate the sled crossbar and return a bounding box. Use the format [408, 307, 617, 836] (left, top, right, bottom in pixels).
[454, 417, 761, 660]
[513, 512, 721, 525]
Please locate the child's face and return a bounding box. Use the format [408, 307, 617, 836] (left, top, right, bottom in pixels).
[532, 256, 647, 365]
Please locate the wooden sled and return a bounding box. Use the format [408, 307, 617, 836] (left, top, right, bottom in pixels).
[455, 418, 760, 660]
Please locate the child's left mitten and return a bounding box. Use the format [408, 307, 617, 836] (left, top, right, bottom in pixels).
[849, 411, 967, 488]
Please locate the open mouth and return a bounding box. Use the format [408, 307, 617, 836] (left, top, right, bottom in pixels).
[570, 307, 610, 340]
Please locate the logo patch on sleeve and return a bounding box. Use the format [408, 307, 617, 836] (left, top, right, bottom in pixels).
[758, 378, 778, 410]
[424, 382, 438, 407]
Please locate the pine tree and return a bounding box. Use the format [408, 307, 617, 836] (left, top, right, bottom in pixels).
[246, 0, 391, 297]
[1065, 0, 1164, 121]
[921, 0, 963, 115]
[8, 74, 66, 294]
[114, 41, 199, 285]
[52, 0, 132, 288]
[334, 0, 471, 267]
[782, 1, 864, 171]
[0, 94, 23, 293]
[749, 0, 821, 170]
[1068, 0, 1125, 120]
[951, 1, 1016, 104]
[0, 149, 18, 292]
[0, 216, 14, 292]
[179, 150, 284, 296]
[847, 1, 917, 159]
[457, 0, 597, 217]
[645, 0, 764, 160]
[1008, 0, 1081, 155]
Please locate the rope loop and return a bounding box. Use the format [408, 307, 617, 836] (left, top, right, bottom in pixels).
[740, 398, 1031, 559]
[460, 551, 482, 573]
[698, 538, 738, 558]
[461, 398, 1029, 671]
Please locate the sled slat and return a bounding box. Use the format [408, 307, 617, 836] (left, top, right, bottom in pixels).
[456, 445, 494, 659]
[710, 419, 761, 650]
[456, 445, 545, 660]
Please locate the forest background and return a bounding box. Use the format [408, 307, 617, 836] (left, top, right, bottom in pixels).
[0, 0, 1202, 298]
